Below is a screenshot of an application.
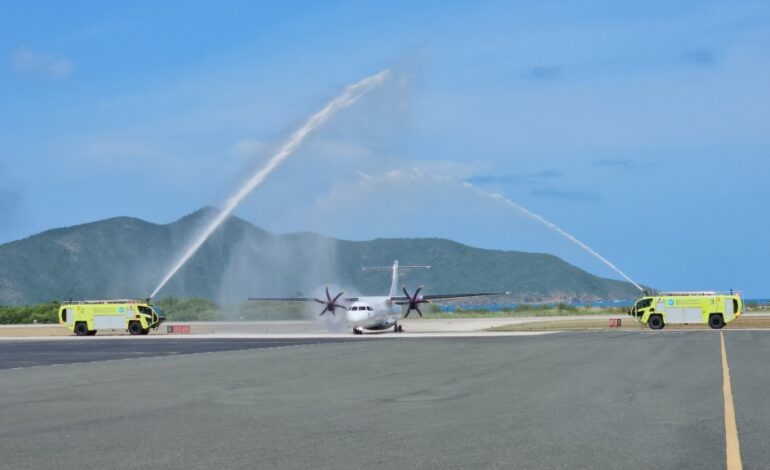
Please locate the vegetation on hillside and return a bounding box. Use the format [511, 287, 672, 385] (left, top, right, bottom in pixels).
[0, 209, 643, 305]
[0, 302, 60, 324]
[0, 297, 313, 324]
[154, 297, 220, 321]
[2, 298, 765, 324]
[0, 299, 633, 324]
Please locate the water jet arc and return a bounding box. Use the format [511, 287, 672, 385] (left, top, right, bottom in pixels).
[459, 180, 644, 292]
[150, 69, 390, 299]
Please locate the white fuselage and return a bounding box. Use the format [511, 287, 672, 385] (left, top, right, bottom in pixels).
[345, 297, 403, 331]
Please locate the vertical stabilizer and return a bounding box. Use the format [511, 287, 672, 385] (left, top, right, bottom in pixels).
[389, 260, 400, 298]
[362, 261, 432, 296]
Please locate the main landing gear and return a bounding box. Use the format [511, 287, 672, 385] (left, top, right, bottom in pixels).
[394, 324, 404, 333]
[353, 327, 364, 335]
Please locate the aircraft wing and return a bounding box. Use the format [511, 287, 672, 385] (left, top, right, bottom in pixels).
[389, 293, 497, 302]
[248, 297, 360, 302]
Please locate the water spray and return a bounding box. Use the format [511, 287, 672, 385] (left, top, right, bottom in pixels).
[150, 69, 390, 299]
[461, 180, 645, 292]
[414, 170, 645, 292]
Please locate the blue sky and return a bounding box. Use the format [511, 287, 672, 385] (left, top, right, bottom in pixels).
[1, 1, 769, 296]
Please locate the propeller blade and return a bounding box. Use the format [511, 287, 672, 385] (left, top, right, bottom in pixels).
[416, 307, 423, 317]
[402, 286, 410, 299]
[317, 288, 345, 316]
[415, 286, 423, 298]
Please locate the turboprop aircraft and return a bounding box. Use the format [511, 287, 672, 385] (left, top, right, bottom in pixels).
[249, 260, 494, 334]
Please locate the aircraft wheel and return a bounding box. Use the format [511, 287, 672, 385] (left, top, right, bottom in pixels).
[708, 314, 725, 329]
[648, 314, 664, 330]
[87, 330, 97, 336]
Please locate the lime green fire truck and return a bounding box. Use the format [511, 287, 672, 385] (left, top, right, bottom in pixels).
[58, 299, 166, 336]
[631, 292, 743, 330]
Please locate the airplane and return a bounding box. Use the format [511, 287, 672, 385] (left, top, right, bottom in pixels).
[248, 260, 495, 334]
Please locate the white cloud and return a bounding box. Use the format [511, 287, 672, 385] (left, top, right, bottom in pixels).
[11, 47, 73, 79]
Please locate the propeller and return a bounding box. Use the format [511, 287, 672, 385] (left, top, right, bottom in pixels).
[314, 287, 347, 316]
[400, 286, 430, 318]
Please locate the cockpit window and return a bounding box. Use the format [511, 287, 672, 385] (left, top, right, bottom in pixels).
[352, 306, 359, 311]
[367, 306, 373, 311]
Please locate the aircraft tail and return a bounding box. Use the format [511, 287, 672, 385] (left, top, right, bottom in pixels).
[362, 260, 431, 297]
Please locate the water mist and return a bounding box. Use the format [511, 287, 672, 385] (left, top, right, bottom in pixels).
[150, 69, 390, 298]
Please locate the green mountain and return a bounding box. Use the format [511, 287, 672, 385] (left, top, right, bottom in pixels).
[0, 208, 643, 305]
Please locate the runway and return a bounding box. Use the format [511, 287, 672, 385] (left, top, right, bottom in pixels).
[0, 337, 366, 369]
[1, 331, 767, 469]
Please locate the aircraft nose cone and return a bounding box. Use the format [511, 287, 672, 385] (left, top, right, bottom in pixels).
[346, 310, 366, 323]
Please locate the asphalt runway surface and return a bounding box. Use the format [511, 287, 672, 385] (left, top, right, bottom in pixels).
[0, 337, 365, 369]
[1, 331, 766, 469]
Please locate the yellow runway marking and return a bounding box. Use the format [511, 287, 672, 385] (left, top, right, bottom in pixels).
[721, 332, 743, 470]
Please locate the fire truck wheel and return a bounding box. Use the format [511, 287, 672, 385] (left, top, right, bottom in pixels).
[708, 314, 725, 329]
[87, 330, 97, 336]
[128, 321, 143, 335]
[74, 322, 89, 336]
[648, 315, 664, 330]
[141, 328, 150, 335]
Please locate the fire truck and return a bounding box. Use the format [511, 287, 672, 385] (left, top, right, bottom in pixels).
[59, 299, 165, 336]
[631, 292, 742, 330]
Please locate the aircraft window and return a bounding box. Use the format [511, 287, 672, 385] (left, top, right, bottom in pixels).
[367, 306, 374, 311]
